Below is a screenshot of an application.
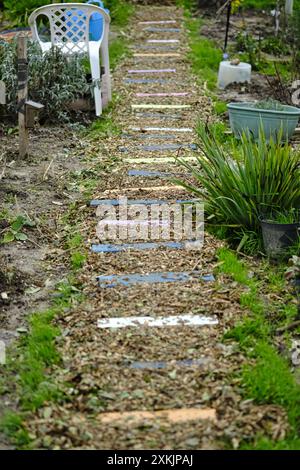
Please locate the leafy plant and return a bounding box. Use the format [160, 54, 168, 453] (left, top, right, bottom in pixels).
[176, 124, 300, 237]
[252, 99, 286, 110]
[0, 41, 90, 121]
[2, 215, 35, 243]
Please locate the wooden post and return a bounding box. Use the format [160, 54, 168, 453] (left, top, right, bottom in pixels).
[17, 36, 29, 158]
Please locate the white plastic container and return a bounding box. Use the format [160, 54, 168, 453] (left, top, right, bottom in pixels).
[217, 61, 251, 89]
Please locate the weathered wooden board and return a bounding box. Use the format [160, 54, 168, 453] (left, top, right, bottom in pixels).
[129, 126, 193, 132]
[98, 408, 216, 424]
[128, 68, 176, 74]
[129, 358, 211, 369]
[132, 104, 191, 109]
[90, 198, 195, 206]
[97, 271, 214, 288]
[135, 92, 189, 97]
[92, 240, 203, 254]
[97, 314, 218, 328]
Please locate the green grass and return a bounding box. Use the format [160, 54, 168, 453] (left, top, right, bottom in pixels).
[217, 247, 300, 449]
[243, 0, 300, 10]
[109, 37, 131, 72]
[187, 17, 222, 91]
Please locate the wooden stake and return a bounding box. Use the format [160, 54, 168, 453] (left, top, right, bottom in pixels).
[17, 36, 29, 158]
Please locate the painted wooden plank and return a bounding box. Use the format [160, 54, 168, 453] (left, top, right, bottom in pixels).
[135, 92, 189, 97]
[127, 170, 174, 177]
[123, 156, 198, 163]
[98, 408, 216, 424]
[97, 271, 215, 288]
[129, 126, 193, 133]
[102, 185, 183, 193]
[147, 39, 180, 43]
[119, 144, 197, 152]
[92, 240, 202, 254]
[122, 133, 179, 140]
[133, 53, 181, 57]
[128, 68, 176, 74]
[90, 198, 196, 207]
[134, 112, 182, 120]
[97, 314, 218, 328]
[144, 28, 181, 32]
[123, 78, 171, 84]
[133, 45, 179, 50]
[129, 358, 211, 369]
[132, 104, 191, 109]
[138, 20, 178, 24]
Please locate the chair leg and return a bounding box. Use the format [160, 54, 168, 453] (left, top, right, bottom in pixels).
[100, 41, 112, 108]
[90, 55, 102, 117]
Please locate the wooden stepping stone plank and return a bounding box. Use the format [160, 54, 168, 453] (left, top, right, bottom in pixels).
[122, 133, 182, 140]
[127, 169, 174, 177]
[135, 92, 189, 97]
[147, 39, 180, 43]
[119, 143, 197, 152]
[98, 408, 216, 424]
[144, 27, 181, 32]
[123, 78, 171, 84]
[131, 104, 191, 109]
[129, 358, 211, 369]
[97, 271, 214, 288]
[138, 20, 178, 25]
[133, 53, 181, 57]
[91, 240, 203, 254]
[134, 112, 182, 120]
[129, 126, 193, 132]
[123, 156, 198, 163]
[128, 68, 176, 74]
[90, 198, 195, 206]
[97, 314, 218, 329]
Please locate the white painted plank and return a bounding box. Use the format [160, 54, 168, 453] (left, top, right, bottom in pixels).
[132, 104, 191, 110]
[97, 314, 218, 329]
[129, 127, 193, 133]
[138, 21, 178, 25]
[123, 156, 198, 163]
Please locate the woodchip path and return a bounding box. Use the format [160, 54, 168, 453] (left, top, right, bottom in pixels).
[26, 5, 288, 450]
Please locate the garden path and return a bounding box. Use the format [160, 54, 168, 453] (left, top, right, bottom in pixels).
[26, 5, 288, 449]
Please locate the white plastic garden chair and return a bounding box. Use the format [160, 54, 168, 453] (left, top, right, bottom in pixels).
[28, 3, 111, 116]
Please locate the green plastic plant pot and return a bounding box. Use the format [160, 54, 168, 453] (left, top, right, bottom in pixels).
[227, 102, 300, 141]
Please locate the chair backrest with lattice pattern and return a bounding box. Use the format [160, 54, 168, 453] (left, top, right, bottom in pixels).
[29, 3, 110, 55]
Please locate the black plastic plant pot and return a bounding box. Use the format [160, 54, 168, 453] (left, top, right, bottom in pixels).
[260, 218, 300, 258]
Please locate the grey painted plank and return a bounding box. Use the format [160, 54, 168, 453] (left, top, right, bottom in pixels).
[97, 271, 215, 288]
[128, 358, 211, 369]
[119, 143, 197, 152]
[90, 198, 196, 206]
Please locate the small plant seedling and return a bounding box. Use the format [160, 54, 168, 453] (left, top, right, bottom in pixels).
[2, 215, 35, 243]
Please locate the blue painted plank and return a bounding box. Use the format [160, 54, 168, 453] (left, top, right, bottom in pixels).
[129, 358, 210, 370]
[90, 199, 195, 206]
[123, 78, 171, 84]
[144, 27, 181, 32]
[133, 45, 179, 50]
[128, 170, 174, 177]
[97, 271, 214, 288]
[119, 144, 198, 152]
[122, 133, 178, 140]
[91, 240, 198, 253]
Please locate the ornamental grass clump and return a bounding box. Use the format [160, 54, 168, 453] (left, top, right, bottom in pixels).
[175, 124, 300, 235]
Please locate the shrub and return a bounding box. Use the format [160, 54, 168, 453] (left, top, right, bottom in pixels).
[0, 41, 91, 121]
[176, 124, 300, 235]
